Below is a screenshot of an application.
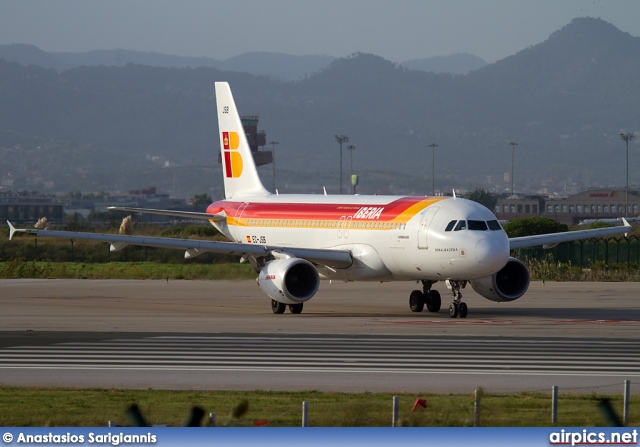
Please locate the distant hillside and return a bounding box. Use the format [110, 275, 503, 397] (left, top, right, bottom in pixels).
[1, 17, 639, 198]
[0, 45, 491, 80]
[0, 45, 332, 81]
[401, 53, 486, 74]
[55, 49, 220, 70]
[0, 44, 69, 71]
[218, 52, 334, 81]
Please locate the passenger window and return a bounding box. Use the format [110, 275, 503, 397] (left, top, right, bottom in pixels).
[445, 220, 457, 232]
[454, 220, 467, 231]
[468, 220, 488, 231]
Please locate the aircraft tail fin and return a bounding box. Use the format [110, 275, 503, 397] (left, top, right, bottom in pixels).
[215, 82, 270, 199]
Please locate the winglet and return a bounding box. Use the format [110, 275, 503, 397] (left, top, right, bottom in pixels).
[7, 220, 16, 240]
[622, 217, 631, 238]
[7, 221, 38, 240]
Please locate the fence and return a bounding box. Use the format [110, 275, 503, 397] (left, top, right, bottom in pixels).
[516, 235, 640, 268]
[110, 381, 635, 427]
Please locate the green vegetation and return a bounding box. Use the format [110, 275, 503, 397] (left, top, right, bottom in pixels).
[524, 258, 640, 282]
[0, 261, 255, 280]
[0, 387, 637, 427]
[503, 217, 569, 238]
[0, 225, 237, 265]
[465, 188, 497, 211]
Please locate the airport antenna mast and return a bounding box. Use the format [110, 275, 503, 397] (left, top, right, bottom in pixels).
[428, 143, 439, 196]
[621, 132, 636, 217]
[509, 141, 518, 195]
[335, 135, 349, 194]
[270, 141, 279, 192]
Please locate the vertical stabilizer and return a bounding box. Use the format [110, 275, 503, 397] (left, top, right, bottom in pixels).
[215, 82, 270, 199]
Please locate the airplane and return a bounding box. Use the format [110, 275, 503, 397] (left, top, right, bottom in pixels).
[7, 82, 632, 318]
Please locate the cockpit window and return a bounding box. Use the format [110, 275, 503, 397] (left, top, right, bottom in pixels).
[454, 220, 467, 231]
[487, 220, 503, 231]
[445, 220, 457, 232]
[468, 220, 488, 231]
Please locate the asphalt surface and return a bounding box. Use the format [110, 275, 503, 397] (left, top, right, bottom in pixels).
[0, 279, 639, 393]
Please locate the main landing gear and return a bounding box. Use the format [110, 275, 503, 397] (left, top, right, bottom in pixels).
[447, 280, 468, 319]
[409, 280, 442, 313]
[271, 299, 303, 315]
[408, 280, 469, 318]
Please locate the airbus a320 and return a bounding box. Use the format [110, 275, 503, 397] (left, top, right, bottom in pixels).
[8, 82, 631, 317]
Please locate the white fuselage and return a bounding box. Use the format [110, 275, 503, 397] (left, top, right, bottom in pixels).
[208, 194, 510, 283]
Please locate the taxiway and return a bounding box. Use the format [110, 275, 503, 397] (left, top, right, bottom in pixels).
[0, 279, 638, 393]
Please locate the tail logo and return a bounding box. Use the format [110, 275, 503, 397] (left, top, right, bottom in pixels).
[222, 131, 243, 178]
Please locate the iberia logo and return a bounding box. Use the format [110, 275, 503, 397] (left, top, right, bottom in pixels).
[222, 131, 243, 178]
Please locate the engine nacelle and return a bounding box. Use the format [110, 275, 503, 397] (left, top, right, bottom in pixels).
[258, 258, 320, 304]
[470, 257, 530, 302]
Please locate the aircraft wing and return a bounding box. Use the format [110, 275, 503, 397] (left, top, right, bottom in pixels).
[6, 222, 352, 269]
[107, 206, 225, 222]
[509, 219, 632, 250]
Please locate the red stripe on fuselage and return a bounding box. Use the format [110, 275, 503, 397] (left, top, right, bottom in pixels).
[206, 196, 443, 222]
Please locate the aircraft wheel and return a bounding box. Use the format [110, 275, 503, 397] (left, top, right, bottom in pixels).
[271, 299, 286, 314]
[409, 290, 425, 312]
[458, 302, 468, 318]
[449, 302, 459, 318]
[426, 290, 441, 312]
[289, 303, 304, 314]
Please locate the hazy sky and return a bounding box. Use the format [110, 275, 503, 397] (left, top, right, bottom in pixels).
[1, 0, 639, 63]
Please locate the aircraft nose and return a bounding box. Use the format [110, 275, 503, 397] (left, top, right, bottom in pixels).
[475, 235, 509, 273]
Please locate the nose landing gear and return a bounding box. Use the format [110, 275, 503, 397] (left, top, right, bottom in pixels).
[447, 280, 468, 318]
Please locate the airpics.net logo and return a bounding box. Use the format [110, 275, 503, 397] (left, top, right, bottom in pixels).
[549, 429, 638, 446]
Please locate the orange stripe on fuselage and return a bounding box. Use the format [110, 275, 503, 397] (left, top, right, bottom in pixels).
[206, 197, 447, 227]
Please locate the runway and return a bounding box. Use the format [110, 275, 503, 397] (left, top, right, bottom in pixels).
[1, 279, 639, 393]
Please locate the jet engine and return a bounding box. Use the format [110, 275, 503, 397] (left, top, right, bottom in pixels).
[470, 257, 530, 302]
[257, 258, 320, 304]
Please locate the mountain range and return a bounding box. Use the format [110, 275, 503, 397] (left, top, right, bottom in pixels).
[0, 17, 638, 200]
[0, 44, 485, 80]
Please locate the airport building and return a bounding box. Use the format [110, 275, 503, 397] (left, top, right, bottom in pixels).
[495, 189, 640, 225]
[0, 192, 64, 223]
[494, 195, 545, 221]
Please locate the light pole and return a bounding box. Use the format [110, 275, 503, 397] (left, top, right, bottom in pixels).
[621, 133, 635, 217]
[269, 141, 279, 192]
[509, 141, 518, 195]
[334, 135, 349, 194]
[428, 143, 438, 196]
[347, 145, 356, 194]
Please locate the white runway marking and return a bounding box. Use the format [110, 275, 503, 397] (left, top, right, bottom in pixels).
[1, 335, 639, 377]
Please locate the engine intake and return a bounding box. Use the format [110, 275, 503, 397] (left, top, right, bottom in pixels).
[470, 257, 530, 302]
[258, 258, 320, 304]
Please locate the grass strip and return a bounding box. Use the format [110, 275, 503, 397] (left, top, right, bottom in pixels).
[0, 261, 256, 280]
[0, 387, 637, 427]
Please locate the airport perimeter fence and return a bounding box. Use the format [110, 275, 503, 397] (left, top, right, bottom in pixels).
[146, 382, 637, 428]
[512, 236, 640, 281]
[517, 235, 640, 268]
